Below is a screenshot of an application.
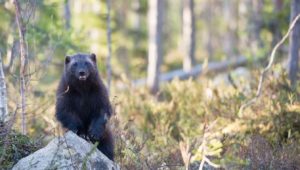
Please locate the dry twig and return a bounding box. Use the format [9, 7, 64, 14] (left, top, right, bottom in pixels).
[179, 140, 191, 170]
[198, 120, 220, 170]
[238, 13, 300, 116]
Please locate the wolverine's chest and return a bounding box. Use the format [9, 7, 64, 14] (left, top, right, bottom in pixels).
[67, 93, 101, 119]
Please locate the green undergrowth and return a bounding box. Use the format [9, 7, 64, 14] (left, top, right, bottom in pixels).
[0, 122, 42, 169]
[114, 66, 300, 169]
[1, 66, 300, 169]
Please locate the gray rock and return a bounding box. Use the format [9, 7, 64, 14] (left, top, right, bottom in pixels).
[12, 131, 119, 170]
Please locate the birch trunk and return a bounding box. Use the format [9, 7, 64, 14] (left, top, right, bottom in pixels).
[0, 53, 8, 122]
[147, 0, 164, 93]
[182, 0, 195, 72]
[13, 0, 28, 134]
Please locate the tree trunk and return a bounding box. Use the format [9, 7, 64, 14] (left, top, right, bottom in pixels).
[182, 0, 195, 72]
[204, 0, 214, 59]
[288, 0, 300, 87]
[132, 0, 141, 50]
[14, 0, 28, 135]
[0, 53, 8, 122]
[147, 0, 164, 93]
[223, 0, 239, 58]
[64, 0, 71, 30]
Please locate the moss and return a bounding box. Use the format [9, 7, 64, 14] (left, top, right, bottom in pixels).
[0, 122, 42, 170]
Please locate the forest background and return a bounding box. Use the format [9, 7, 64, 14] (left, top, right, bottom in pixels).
[0, 0, 300, 169]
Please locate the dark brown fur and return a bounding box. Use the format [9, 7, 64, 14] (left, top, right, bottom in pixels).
[55, 53, 114, 160]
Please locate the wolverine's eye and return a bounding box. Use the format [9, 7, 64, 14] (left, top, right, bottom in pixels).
[84, 61, 89, 66]
[73, 62, 78, 67]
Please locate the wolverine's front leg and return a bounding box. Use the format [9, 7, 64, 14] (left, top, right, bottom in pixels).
[88, 113, 108, 140]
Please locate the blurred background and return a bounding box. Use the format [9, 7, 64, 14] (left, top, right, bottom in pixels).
[1, 0, 300, 169]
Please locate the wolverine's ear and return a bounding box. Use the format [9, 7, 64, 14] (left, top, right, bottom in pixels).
[90, 53, 96, 63]
[65, 55, 71, 64]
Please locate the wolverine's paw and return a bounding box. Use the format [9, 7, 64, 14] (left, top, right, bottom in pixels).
[88, 127, 104, 140]
[67, 126, 78, 134]
[78, 133, 88, 140]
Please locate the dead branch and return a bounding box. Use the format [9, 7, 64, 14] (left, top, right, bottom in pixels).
[238, 13, 300, 116]
[198, 120, 220, 170]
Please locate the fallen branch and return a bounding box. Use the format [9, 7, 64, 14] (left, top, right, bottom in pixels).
[133, 56, 247, 87]
[238, 13, 300, 116]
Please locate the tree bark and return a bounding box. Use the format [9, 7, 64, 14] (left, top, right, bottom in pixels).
[14, 0, 28, 135]
[147, 0, 164, 93]
[288, 0, 300, 87]
[0, 53, 8, 122]
[182, 0, 195, 72]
